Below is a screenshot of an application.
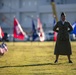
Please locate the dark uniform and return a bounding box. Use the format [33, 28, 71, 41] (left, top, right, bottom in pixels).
[53, 21, 73, 55]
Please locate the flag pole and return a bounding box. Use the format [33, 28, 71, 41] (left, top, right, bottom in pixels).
[36, 2, 40, 46]
[51, 0, 58, 46]
[51, 0, 58, 22]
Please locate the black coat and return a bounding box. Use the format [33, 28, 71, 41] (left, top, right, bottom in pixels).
[53, 21, 73, 55]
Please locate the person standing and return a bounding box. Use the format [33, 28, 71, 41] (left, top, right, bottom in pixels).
[53, 12, 73, 63]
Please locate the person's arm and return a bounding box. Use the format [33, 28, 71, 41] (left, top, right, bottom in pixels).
[68, 22, 73, 32]
[53, 22, 59, 32]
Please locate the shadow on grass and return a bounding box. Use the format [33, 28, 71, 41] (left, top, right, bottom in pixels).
[0, 63, 62, 68]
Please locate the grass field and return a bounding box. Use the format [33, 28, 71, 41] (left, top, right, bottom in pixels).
[0, 42, 76, 75]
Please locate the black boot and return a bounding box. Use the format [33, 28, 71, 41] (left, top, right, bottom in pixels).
[54, 60, 58, 63]
[69, 60, 73, 63]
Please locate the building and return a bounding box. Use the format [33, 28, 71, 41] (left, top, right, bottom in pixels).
[0, 0, 76, 34]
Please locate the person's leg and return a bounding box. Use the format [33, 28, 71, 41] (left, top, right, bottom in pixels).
[54, 55, 59, 63]
[67, 55, 72, 63]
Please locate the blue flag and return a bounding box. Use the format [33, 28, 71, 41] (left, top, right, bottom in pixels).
[32, 20, 38, 41]
[71, 22, 76, 34]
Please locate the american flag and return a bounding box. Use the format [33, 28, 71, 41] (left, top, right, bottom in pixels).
[0, 42, 8, 55]
[13, 17, 25, 40]
[0, 26, 4, 39]
[37, 18, 45, 42]
[53, 17, 57, 41]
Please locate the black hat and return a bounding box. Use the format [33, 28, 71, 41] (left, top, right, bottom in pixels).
[61, 12, 66, 17]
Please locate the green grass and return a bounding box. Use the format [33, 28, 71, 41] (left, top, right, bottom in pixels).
[0, 42, 76, 75]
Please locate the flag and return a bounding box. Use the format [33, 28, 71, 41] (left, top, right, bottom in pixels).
[53, 17, 57, 41]
[0, 42, 8, 55]
[0, 27, 4, 39]
[13, 17, 25, 40]
[71, 22, 76, 34]
[37, 18, 45, 42]
[32, 20, 38, 41]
